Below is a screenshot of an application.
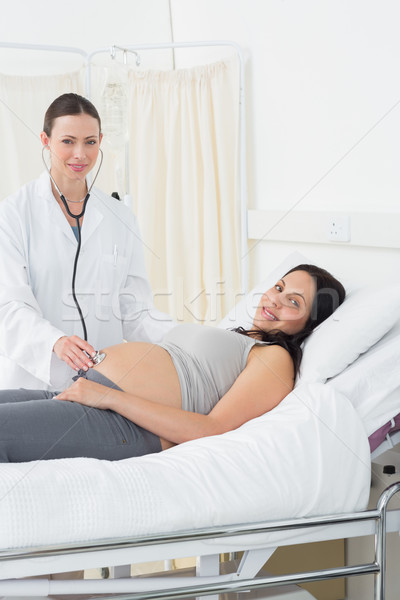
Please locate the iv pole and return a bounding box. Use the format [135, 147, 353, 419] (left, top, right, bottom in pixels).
[86, 41, 248, 295]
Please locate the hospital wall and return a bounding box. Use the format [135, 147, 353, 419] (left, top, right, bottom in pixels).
[169, 0, 400, 292]
[2, 0, 399, 291]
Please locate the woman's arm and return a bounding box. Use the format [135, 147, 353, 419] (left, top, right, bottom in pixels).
[0, 199, 95, 381]
[56, 345, 294, 444]
[0, 204, 62, 384]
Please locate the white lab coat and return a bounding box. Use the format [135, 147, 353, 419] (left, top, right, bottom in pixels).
[0, 172, 174, 391]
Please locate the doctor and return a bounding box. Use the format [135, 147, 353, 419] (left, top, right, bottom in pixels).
[0, 93, 174, 391]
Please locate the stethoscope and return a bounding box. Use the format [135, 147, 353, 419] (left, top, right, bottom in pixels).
[42, 145, 106, 366]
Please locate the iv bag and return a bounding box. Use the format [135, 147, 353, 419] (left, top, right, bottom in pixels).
[101, 63, 128, 149]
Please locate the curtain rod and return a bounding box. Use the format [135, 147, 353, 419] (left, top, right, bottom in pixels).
[0, 41, 87, 58]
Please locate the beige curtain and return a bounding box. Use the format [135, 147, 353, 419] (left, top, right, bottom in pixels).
[126, 58, 241, 325]
[0, 70, 84, 200]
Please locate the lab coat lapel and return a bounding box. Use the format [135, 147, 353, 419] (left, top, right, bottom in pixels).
[80, 199, 104, 247]
[38, 171, 77, 245]
[46, 191, 78, 245]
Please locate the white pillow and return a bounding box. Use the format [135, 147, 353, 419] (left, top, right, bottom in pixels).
[218, 251, 310, 330]
[298, 284, 400, 384]
[326, 319, 400, 437]
[218, 252, 400, 388]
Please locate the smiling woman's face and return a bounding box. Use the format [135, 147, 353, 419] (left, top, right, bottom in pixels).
[252, 270, 317, 336]
[41, 113, 102, 187]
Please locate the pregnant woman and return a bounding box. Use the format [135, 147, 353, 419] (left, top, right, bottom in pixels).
[0, 264, 345, 462]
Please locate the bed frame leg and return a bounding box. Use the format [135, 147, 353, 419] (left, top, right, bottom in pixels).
[374, 482, 400, 600]
[196, 554, 220, 576]
[195, 555, 220, 600]
[109, 564, 131, 578]
[237, 547, 277, 579]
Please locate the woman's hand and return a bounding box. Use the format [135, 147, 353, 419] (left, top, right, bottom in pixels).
[53, 335, 96, 371]
[56, 377, 113, 410]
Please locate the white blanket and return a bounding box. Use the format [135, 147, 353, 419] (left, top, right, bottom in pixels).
[0, 382, 371, 550]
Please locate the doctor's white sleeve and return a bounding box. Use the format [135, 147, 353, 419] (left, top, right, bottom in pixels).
[119, 215, 176, 343]
[0, 219, 65, 386]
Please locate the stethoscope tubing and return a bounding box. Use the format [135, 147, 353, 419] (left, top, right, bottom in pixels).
[41, 147, 104, 341]
[71, 216, 88, 341]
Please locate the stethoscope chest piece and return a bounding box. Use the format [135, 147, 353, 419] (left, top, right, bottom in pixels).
[92, 351, 107, 366]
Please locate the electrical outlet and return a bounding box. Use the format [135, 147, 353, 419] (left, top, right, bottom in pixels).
[327, 215, 351, 242]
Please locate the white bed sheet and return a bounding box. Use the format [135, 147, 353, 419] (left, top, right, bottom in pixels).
[0, 382, 370, 551]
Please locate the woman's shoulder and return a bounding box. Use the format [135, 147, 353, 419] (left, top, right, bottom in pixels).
[92, 188, 135, 213]
[253, 341, 293, 358]
[1, 173, 47, 205]
[0, 176, 43, 223]
[91, 188, 139, 228]
[250, 341, 295, 372]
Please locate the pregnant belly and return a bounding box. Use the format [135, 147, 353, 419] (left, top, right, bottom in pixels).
[92, 342, 182, 409]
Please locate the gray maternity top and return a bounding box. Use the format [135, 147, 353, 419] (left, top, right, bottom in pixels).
[158, 324, 265, 414]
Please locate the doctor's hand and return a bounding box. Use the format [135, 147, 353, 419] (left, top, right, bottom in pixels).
[56, 377, 112, 410]
[53, 335, 96, 372]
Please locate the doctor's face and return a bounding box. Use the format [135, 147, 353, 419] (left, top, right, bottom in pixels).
[41, 113, 102, 185]
[252, 270, 316, 336]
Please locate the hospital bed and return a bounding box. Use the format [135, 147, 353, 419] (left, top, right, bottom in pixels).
[1, 255, 400, 600]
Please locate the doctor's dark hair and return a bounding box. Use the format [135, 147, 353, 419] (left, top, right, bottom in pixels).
[43, 93, 101, 136]
[234, 264, 346, 378]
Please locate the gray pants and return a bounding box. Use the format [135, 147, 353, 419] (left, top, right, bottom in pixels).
[0, 370, 162, 463]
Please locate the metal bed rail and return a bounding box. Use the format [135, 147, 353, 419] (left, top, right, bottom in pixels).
[0, 482, 399, 599]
